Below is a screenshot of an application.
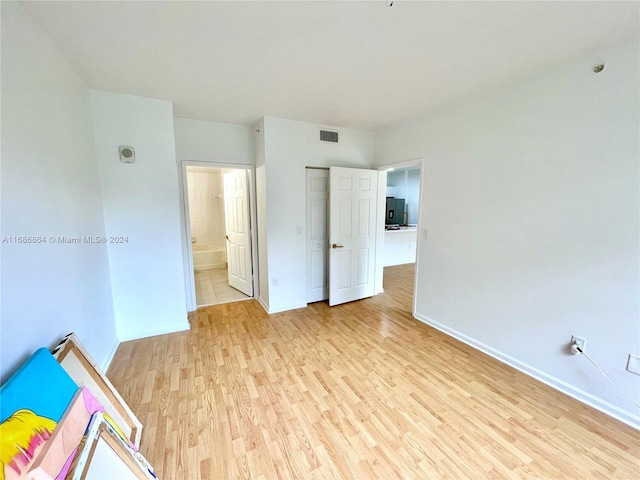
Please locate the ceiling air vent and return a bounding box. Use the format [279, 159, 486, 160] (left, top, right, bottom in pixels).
[319, 129, 339, 143]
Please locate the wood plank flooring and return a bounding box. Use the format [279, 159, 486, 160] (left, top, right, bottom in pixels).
[107, 264, 639, 479]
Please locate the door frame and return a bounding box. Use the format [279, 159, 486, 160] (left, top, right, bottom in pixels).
[375, 158, 424, 317]
[178, 160, 259, 312]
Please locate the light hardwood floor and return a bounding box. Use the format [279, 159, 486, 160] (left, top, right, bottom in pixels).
[108, 265, 639, 479]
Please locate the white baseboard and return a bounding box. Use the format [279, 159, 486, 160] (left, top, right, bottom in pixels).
[413, 312, 640, 430]
[100, 339, 120, 372]
[257, 296, 269, 314]
[267, 302, 307, 314]
[117, 322, 191, 343]
[256, 295, 310, 315]
[257, 295, 309, 315]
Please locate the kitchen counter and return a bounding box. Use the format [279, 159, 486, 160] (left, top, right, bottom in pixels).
[385, 225, 417, 232]
[383, 227, 417, 266]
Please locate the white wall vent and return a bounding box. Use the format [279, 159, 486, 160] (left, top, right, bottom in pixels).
[319, 129, 339, 143]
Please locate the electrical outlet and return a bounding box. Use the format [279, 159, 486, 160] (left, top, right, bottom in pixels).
[571, 335, 586, 353]
[626, 354, 640, 376]
[272, 278, 278, 287]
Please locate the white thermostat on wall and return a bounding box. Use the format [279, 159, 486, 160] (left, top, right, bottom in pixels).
[119, 145, 135, 163]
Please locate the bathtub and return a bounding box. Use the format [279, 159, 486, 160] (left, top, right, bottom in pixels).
[192, 244, 226, 270]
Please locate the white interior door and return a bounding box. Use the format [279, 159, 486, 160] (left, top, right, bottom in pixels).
[223, 170, 253, 297]
[329, 167, 378, 306]
[306, 168, 329, 302]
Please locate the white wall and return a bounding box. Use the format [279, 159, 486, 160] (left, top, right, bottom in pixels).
[260, 117, 374, 313]
[90, 91, 189, 341]
[386, 170, 405, 201]
[0, 3, 118, 382]
[406, 169, 420, 225]
[174, 117, 255, 165]
[374, 40, 640, 427]
[386, 168, 420, 225]
[186, 168, 226, 246]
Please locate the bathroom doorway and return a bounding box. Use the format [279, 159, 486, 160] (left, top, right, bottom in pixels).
[180, 163, 256, 308]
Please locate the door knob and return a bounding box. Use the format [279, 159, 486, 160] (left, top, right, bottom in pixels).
[331, 243, 344, 249]
[225, 235, 229, 240]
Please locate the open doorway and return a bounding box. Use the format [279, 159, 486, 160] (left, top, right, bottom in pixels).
[182, 164, 255, 308]
[376, 159, 424, 314]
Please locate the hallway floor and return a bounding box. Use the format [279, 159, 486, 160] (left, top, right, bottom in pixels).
[194, 267, 249, 306]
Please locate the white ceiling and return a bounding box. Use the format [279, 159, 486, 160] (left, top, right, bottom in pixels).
[21, 1, 640, 130]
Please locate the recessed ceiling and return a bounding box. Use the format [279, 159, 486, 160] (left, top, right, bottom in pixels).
[20, 1, 640, 130]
